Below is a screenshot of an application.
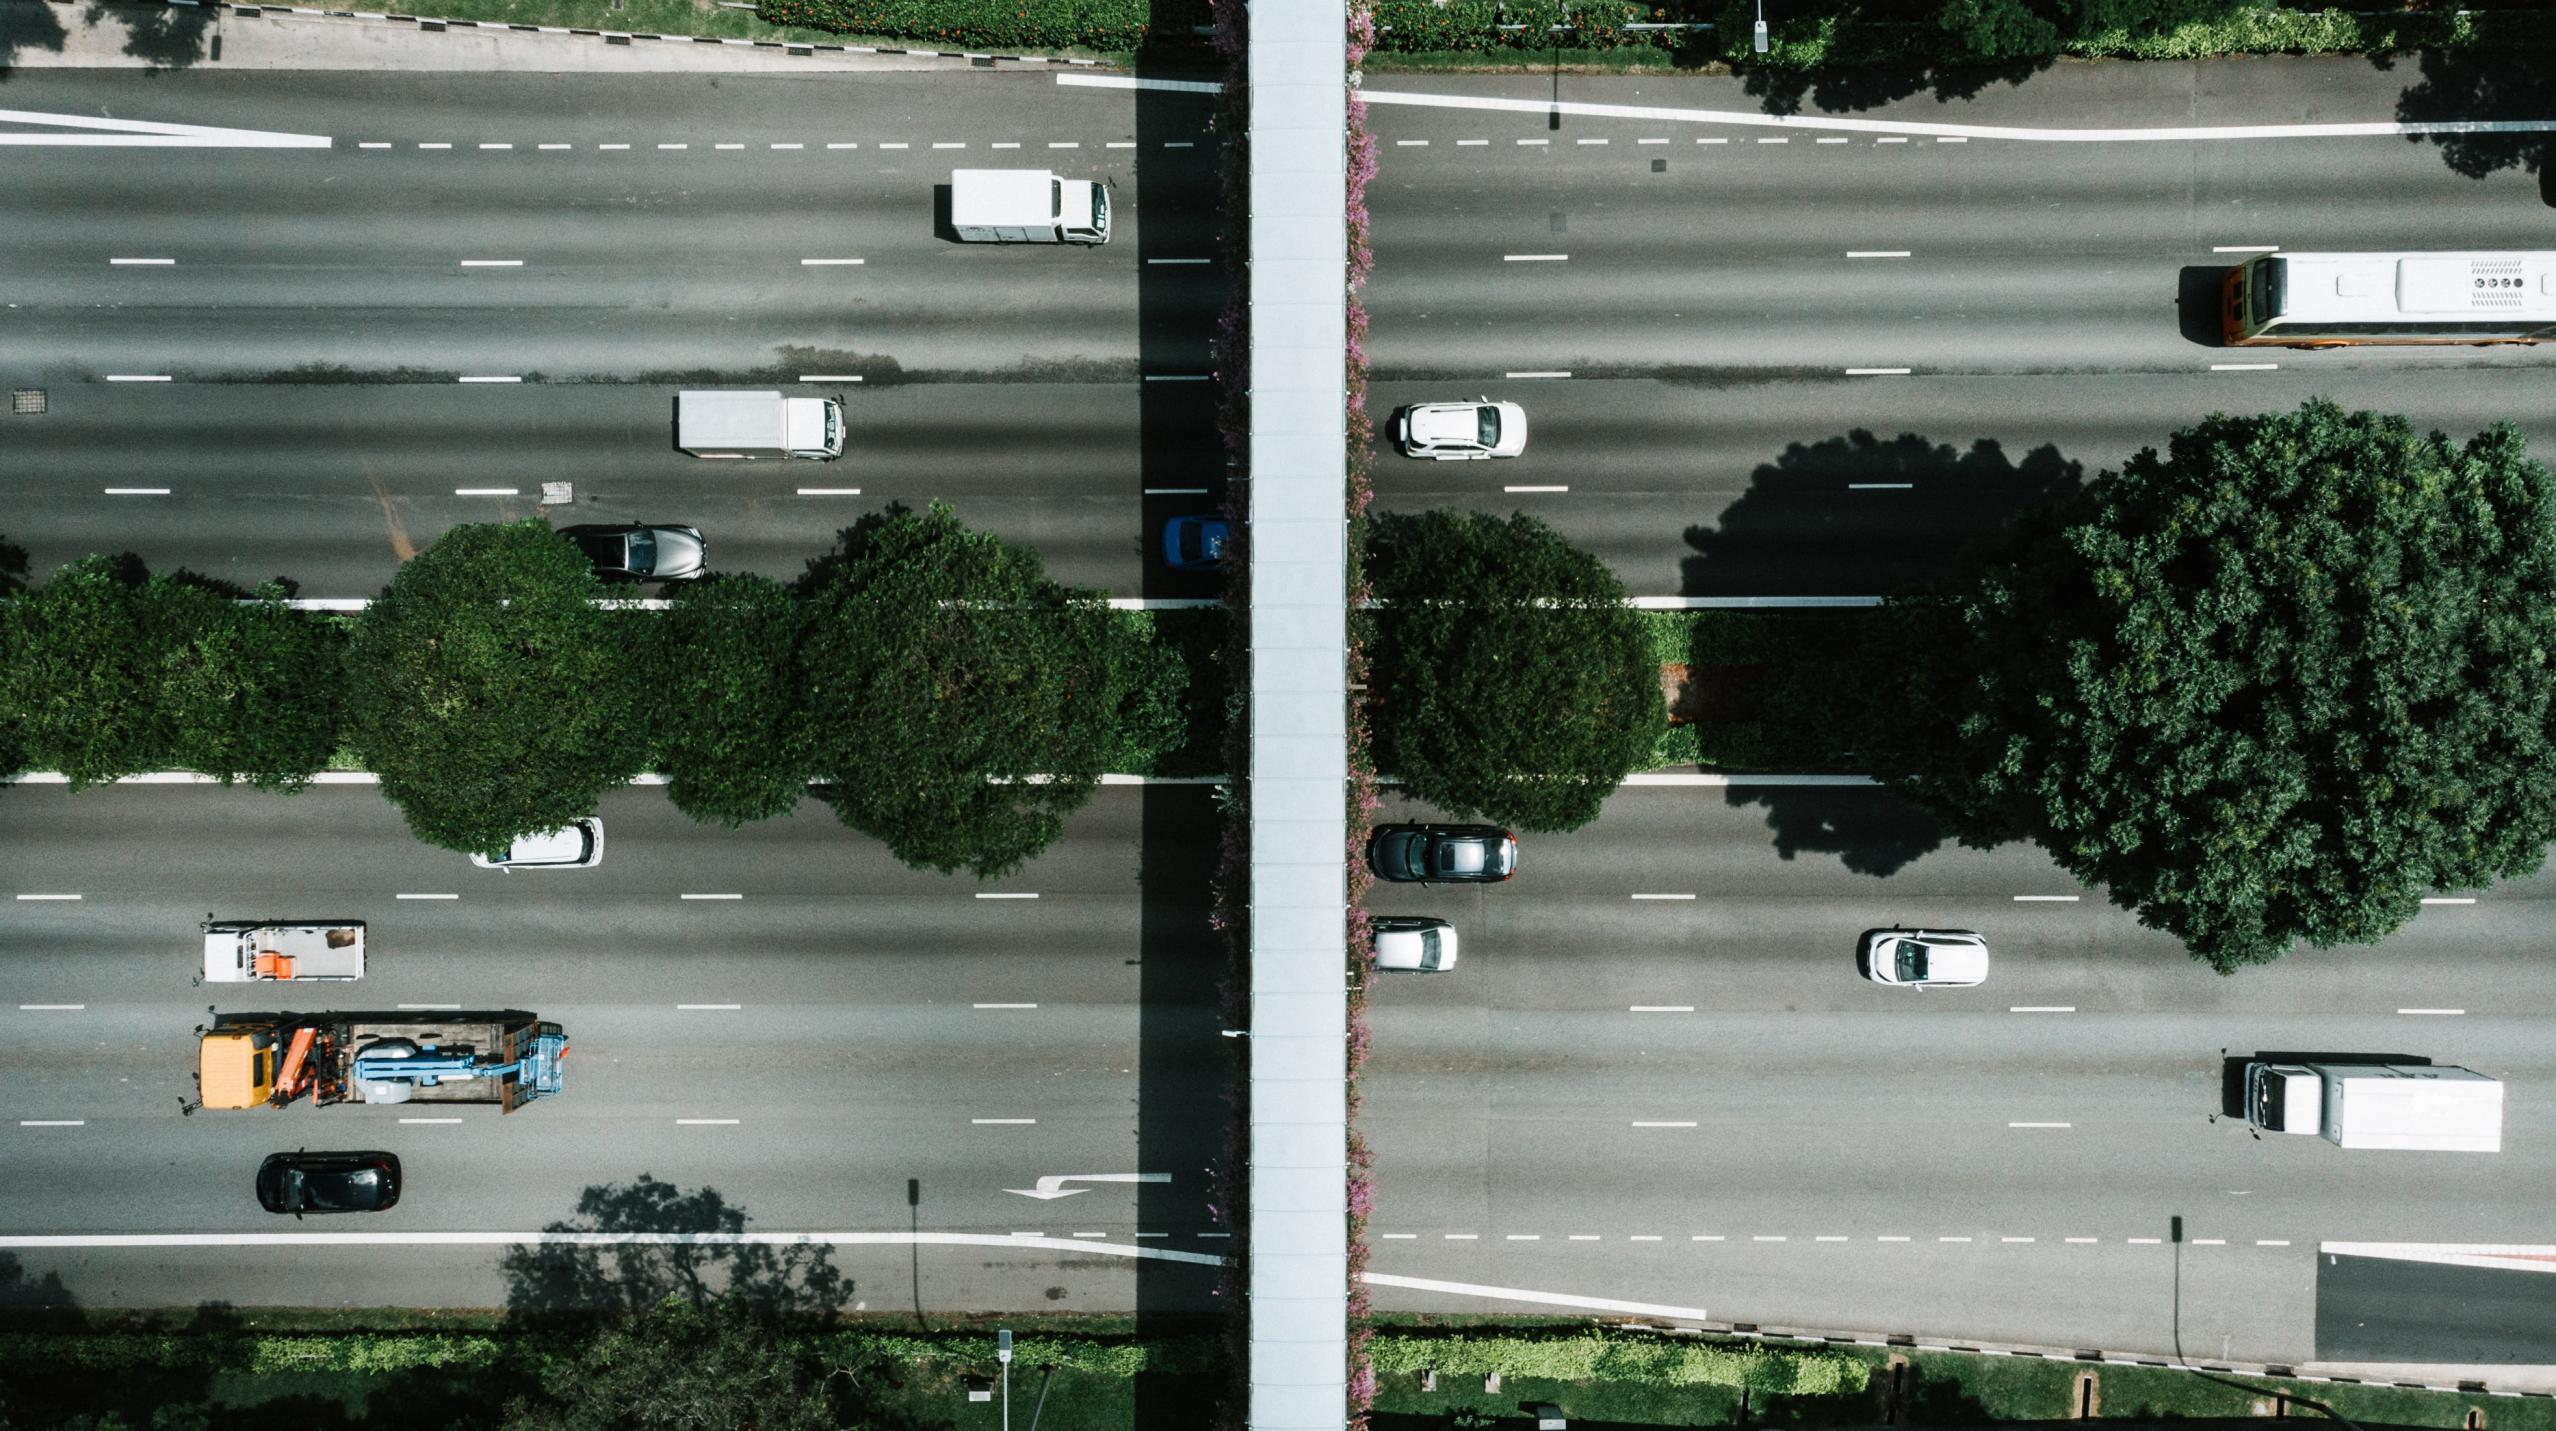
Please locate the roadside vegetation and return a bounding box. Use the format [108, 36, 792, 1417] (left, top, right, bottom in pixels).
[0, 508, 1221, 878]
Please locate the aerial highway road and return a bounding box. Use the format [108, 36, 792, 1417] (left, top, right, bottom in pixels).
[1358, 61, 2556, 595]
[0, 782, 1227, 1313]
[0, 69, 1228, 598]
[1360, 785, 2556, 1367]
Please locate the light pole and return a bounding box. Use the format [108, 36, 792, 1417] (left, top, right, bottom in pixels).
[1753, 0, 1769, 53]
[998, 1328, 1013, 1431]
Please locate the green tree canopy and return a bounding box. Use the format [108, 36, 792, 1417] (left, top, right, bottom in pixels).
[1873, 400, 2556, 971]
[1369, 510, 1665, 831]
[0, 556, 339, 790]
[800, 503, 1153, 877]
[497, 1296, 887, 1431]
[343, 521, 645, 854]
[654, 574, 816, 828]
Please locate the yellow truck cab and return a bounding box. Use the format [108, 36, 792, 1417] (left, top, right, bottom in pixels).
[198, 1026, 280, 1110]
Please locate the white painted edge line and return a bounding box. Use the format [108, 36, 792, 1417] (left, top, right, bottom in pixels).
[2009, 1006, 2077, 1014]
[2215, 245, 2279, 253]
[105, 375, 172, 383]
[14, 894, 81, 901]
[972, 1118, 1037, 1125]
[679, 893, 744, 901]
[1848, 483, 1914, 490]
[1631, 1120, 1698, 1128]
[800, 258, 866, 266]
[103, 488, 170, 495]
[1142, 374, 1211, 382]
[2210, 362, 2278, 371]
[2420, 896, 2477, 905]
[455, 376, 521, 384]
[973, 1003, 1039, 1009]
[1143, 487, 1213, 495]
[398, 1117, 463, 1124]
[975, 892, 1040, 899]
[394, 893, 458, 901]
[2008, 1121, 2072, 1129]
[798, 375, 863, 382]
[1628, 892, 1695, 900]
[1845, 367, 1912, 375]
[1504, 485, 1569, 493]
[2013, 894, 2081, 901]
[18, 1121, 85, 1128]
[1056, 73, 1223, 94]
[677, 1003, 743, 1010]
[796, 488, 863, 496]
[1847, 250, 1910, 258]
[1506, 371, 1572, 379]
[677, 1118, 741, 1125]
[109, 257, 175, 265]
[396, 1003, 460, 1010]
[18, 1005, 85, 1011]
[459, 259, 522, 267]
[1146, 258, 1212, 265]
[1504, 253, 1569, 262]
[2397, 1008, 2466, 1016]
[1629, 1005, 1696, 1013]
[454, 487, 518, 496]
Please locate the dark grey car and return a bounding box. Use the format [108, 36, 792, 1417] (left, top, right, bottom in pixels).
[560, 524, 707, 581]
[1367, 824, 1518, 884]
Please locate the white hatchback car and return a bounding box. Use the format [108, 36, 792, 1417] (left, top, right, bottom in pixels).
[1373, 916, 1458, 973]
[470, 819, 605, 871]
[1395, 399, 1528, 460]
[1859, 928, 1988, 988]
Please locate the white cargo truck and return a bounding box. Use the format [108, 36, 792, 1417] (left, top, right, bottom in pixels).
[675, 390, 844, 461]
[2244, 1060, 2502, 1152]
[202, 919, 366, 984]
[950, 169, 1110, 245]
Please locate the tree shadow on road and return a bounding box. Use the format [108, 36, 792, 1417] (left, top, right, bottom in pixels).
[1738, 54, 2051, 117]
[498, 1175, 851, 1323]
[2385, 48, 2556, 206]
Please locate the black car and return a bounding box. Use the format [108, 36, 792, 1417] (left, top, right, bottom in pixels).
[1367, 824, 1518, 884]
[559, 523, 707, 581]
[256, 1150, 401, 1216]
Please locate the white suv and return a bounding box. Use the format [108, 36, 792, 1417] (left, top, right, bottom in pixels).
[1395, 399, 1528, 460]
[471, 819, 605, 871]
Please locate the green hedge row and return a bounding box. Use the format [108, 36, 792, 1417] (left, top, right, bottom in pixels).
[1366, 1331, 1866, 1394]
[751, 0, 1210, 51]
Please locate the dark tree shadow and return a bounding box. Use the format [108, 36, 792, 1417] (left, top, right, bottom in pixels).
[0, 1253, 77, 1320]
[1682, 429, 2085, 598]
[0, 534, 25, 598]
[0, 0, 67, 75]
[81, 1, 215, 70]
[2388, 47, 2556, 206]
[1724, 782, 1949, 878]
[498, 1175, 850, 1323]
[1741, 55, 2051, 117]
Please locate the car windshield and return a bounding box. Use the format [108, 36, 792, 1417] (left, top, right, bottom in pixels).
[1477, 406, 1502, 447]
[2252, 257, 2282, 326]
[1418, 929, 1444, 969]
[1091, 184, 1109, 231]
[627, 531, 655, 566]
[1892, 940, 1928, 982]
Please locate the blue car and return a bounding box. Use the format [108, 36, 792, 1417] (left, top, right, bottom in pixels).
[1162, 515, 1233, 571]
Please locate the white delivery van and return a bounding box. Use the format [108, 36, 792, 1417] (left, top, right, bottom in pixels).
[676, 390, 844, 461]
[950, 169, 1110, 245]
[202, 920, 366, 983]
[2244, 1060, 2502, 1152]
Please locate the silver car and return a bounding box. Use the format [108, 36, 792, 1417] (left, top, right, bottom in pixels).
[471, 819, 605, 871]
[1859, 928, 1989, 988]
[560, 524, 707, 581]
[1395, 399, 1528, 460]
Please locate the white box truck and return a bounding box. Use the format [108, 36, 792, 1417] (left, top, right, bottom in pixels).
[676, 390, 844, 461]
[2244, 1061, 2502, 1151]
[202, 919, 366, 983]
[950, 169, 1110, 245]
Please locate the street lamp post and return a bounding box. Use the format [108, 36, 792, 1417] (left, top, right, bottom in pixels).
[998, 1329, 1014, 1431]
[1753, 0, 1769, 53]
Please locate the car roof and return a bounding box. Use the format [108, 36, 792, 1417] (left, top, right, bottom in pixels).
[1409, 404, 1483, 444]
[508, 824, 589, 861]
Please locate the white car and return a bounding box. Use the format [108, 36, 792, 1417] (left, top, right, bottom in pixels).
[1373, 916, 1458, 973]
[470, 819, 605, 871]
[1859, 928, 1988, 988]
[1395, 399, 1528, 460]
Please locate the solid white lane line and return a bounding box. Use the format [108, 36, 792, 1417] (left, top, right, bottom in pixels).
[973, 1003, 1039, 1009]
[398, 1117, 463, 1124]
[1147, 258, 1211, 265]
[109, 257, 175, 265]
[679, 893, 743, 901]
[1629, 892, 1694, 900]
[103, 488, 170, 495]
[2215, 244, 2279, 253]
[2420, 896, 2477, 905]
[459, 260, 523, 267]
[1503, 485, 1569, 493]
[455, 376, 521, 384]
[1845, 367, 1911, 375]
[799, 374, 864, 382]
[2397, 1008, 2466, 1016]
[18, 1121, 83, 1128]
[2211, 362, 2278, 371]
[975, 892, 1040, 900]
[1632, 1121, 1697, 1128]
[397, 1003, 460, 1010]
[454, 487, 518, 496]
[1629, 1006, 1695, 1013]
[1848, 250, 1910, 258]
[395, 893, 459, 900]
[796, 488, 862, 496]
[1143, 487, 1212, 495]
[800, 258, 866, 266]
[18, 1005, 84, 1011]
[2009, 1122, 2072, 1129]
[677, 1118, 741, 1125]
[1504, 253, 1568, 261]
[2009, 1006, 2077, 1014]
[677, 1004, 743, 1010]
[1506, 370, 1571, 378]
[104, 375, 171, 382]
[2013, 894, 2080, 901]
[1848, 483, 1914, 490]
[972, 1118, 1036, 1125]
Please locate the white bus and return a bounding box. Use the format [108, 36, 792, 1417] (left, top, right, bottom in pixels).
[2222, 250, 2556, 347]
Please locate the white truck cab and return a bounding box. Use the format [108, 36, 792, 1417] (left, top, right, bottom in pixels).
[951, 169, 1110, 245]
[2244, 1060, 2502, 1151]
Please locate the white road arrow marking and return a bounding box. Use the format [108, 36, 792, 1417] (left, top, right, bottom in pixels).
[1004, 1173, 1171, 1201]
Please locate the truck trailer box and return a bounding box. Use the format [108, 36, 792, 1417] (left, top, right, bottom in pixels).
[2246, 1060, 2502, 1152]
[202, 920, 366, 983]
[950, 169, 1110, 245]
[675, 390, 844, 460]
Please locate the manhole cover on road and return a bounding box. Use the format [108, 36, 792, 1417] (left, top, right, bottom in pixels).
[11, 389, 45, 414]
